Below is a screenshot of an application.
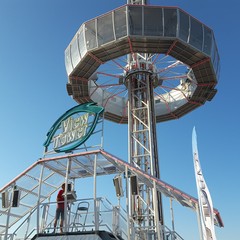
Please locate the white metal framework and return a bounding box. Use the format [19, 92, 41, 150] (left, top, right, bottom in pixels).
[0, 150, 223, 240]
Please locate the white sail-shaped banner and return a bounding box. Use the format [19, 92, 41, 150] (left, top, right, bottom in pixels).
[192, 127, 217, 240]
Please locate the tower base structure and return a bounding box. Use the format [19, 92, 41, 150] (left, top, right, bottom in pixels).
[0, 150, 223, 240]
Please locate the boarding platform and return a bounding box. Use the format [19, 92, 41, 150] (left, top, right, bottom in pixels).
[33, 231, 124, 240]
[0, 150, 223, 240]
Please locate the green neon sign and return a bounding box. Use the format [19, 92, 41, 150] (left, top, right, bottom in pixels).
[43, 103, 104, 153]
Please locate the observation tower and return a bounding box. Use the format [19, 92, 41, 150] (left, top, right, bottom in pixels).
[65, 0, 219, 239]
[0, 1, 223, 240]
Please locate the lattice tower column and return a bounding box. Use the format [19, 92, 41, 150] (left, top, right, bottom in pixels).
[126, 53, 164, 239]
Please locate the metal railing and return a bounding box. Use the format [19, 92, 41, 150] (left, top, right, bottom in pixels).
[1, 197, 184, 240]
[164, 225, 184, 240]
[2, 197, 128, 240]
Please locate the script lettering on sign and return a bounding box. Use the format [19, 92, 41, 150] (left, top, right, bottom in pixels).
[53, 113, 89, 149]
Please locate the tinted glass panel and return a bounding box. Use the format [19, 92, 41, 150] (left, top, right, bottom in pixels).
[70, 36, 80, 68]
[129, 6, 143, 35]
[97, 13, 114, 46]
[215, 52, 220, 79]
[203, 26, 212, 55]
[85, 20, 97, 50]
[144, 7, 163, 36]
[211, 38, 216, 64]
[78, 25, 87, 57]
[179, 10, 189, 42]
[114, 7, 127, 39]
[164, 8, 177, 37]
[189, 17, 203, 50]
[211, 38, 220, 78]
[65, 46, 73, 76]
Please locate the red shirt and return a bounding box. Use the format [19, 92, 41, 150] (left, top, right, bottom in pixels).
[57, 189, 65, 209]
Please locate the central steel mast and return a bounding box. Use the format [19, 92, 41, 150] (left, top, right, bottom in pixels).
[126, 0, 164, 239]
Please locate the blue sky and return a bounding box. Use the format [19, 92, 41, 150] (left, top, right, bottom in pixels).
[0, 0, 239, 239]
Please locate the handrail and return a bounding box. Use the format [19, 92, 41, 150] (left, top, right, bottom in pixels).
[2, 196, 184, 240]
[11, 206, 37, 238]
[164, 225, 184, 240]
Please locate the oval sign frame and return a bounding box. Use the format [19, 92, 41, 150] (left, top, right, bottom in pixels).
[43, 102, 104, 153]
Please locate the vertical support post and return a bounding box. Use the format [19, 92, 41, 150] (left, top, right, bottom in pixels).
[152, 181, 161, 239]
[127, 92, 133, 224]
[24, 212, 32, 240]
[112, 206, 121, 236]
[100, 115, 104, 150]
[40, 204, 47, 233]
[146, 73, 164, 235]
[4, 187, 13, 240]
[64, 158, 71, 232]
[170, 198, 175, 239]
[37, 164, 45, 234]
[93, 153, 99, 230]
[125, 165, 132, 240]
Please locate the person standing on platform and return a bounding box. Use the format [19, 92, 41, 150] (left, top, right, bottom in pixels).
[53, 183, 65, 233]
